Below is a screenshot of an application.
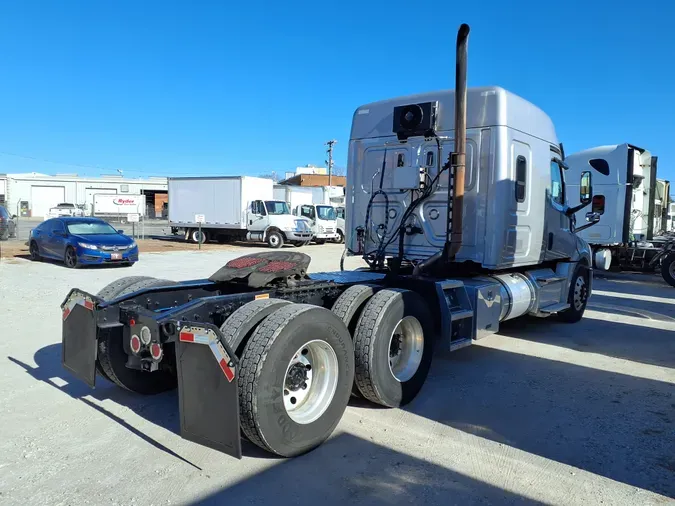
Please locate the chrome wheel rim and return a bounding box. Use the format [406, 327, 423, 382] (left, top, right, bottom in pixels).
[388, 316, 424, 382]
[573, 275, 587, 310]
[283, 340, 339, 425]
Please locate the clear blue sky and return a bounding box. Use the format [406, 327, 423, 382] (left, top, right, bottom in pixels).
[0, 1, 673, 183]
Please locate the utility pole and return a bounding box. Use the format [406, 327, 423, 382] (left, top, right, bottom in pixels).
[325, 139, 337, 187]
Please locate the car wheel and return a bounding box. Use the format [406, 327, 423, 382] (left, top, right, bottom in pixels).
[314, 239, 326, 245]
[0, 228, 8, 241]
[64, 246, 80, 269]
[29, 241, 41, 261]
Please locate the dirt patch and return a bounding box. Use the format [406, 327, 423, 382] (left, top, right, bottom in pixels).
[0, 238, 239, 261]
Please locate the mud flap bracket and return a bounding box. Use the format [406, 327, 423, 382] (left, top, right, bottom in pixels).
[175, 322, 242, 459]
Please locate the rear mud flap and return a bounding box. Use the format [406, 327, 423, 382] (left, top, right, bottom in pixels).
[61, 290, 99, 388]
[175, 323, 242, 459]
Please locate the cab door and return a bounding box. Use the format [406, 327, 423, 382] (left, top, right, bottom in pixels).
[248, 200, 267, 232]
[543, 157, 576, 260]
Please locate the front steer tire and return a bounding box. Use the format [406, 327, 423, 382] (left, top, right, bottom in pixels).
[661, 252, 675, 288]
[96, 277, 177, 394]
[353, 289, 434, 408]
[556, 264, 590, 323]
[238, 304, 354, 457]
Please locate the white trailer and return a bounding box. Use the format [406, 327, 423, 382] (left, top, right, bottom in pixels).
[93, 194, 146, 217]
[168, 176, 313, 248]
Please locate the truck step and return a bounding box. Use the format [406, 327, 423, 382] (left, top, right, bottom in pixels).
[450, 309, 474, 322]
[449, 337, 472, 352]
[538, 302, 570, 314]
[535, 276, 566, 285]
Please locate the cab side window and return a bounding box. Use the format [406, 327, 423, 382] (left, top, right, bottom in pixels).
[550, 160, 564, 206]
[300, 205, 314, 219]
[251, 201, 266, 215]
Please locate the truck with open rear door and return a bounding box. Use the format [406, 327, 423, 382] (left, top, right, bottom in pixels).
[60, 24, 599, 459]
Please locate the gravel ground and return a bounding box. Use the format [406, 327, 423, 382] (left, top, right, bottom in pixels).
[0, 244, 674, 505]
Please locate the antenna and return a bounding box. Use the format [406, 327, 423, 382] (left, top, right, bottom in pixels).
[325, 140, 337, 187]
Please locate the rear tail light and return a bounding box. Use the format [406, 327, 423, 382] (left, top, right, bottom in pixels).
[130, 335, 141, 354]
[150, 343, 163, 361]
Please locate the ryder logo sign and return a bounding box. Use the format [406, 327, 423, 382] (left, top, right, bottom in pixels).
[113, 198, 137, 206]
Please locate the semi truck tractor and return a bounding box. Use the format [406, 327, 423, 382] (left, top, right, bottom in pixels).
[168, 176, 313, 247]
[565, 144, 675, 286]
[60, 24, 599, 460]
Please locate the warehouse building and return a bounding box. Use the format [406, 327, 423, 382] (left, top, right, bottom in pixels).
[0, 172, 168, 218]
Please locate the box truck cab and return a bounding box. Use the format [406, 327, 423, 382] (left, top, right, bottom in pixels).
[292, 203, 339, 244]
[247, 199, 314, 247]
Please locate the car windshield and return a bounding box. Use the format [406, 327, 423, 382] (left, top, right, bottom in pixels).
[264, 201, 290, 215]
[67, 222, 118, 235]
[316, 206, 336, 220]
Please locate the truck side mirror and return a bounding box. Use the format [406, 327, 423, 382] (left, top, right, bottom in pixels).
[579, 171, 592, 205]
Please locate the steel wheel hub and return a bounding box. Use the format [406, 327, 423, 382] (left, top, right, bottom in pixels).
[283, 340, 338, 425]
[270, 235, 280, 246]
[573, 275, 587, 310]
[388, 316, 424, 383]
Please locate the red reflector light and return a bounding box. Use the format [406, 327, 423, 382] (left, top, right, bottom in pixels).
[150, 343, 163, 360]
[130, 335, 141, 354]
[129, 318, 136, 326]
[179, 332, 195, 343]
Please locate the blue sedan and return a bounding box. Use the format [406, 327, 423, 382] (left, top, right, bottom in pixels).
[28, 217, 139, 268]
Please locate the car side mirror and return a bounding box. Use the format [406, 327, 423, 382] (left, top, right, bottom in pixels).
[11, 214, 17, 219]
[579, 171, 592, 205]
[118, 229, 124, 234]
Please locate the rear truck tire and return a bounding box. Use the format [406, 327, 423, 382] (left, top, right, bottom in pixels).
[352, 288, 434, 408]
[29, 241, 41, 261]
[314, 239, 326, 245]
[238, 304, 354, 457]
[96, 277, 177, 393]
[556, 264, 590, 323]
[662, 252, 675, 287]
[64, 246, 79, 269]
[190, 228, 208, 244]
[331, 284, 379, 397]
[219, 298, 292, 357]
[266, 230, 284, 249]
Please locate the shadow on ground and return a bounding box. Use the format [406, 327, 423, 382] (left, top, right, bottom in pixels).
[6, 343, 275, 467]
[405, 320, 675, 498]
[497, 310, 675, 369]
[192, 432, 544, 505]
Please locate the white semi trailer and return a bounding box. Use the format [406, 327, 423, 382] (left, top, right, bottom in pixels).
[61, 24, 600, 460]
[565, 144, 675, 286]
[168, 176, 313, 247]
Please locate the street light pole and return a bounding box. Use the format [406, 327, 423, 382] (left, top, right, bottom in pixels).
[325, 139, 337, 187]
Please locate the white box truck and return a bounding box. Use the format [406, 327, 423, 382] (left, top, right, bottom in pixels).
[169, 176, 313, 248]
[274, 184, 339, 244]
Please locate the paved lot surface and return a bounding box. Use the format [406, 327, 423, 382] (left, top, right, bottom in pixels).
[1, 244, 674, 505]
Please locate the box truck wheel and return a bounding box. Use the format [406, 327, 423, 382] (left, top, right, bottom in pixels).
[331, 284, 380, 397]
[662, 252, 675, 287]
[237, 304, 354, 457]
[556, 265, 590, 323]
[352, 289, 434, 407]
[190, 229, 208, 244]
[266, 230, 284, 248]
[96, 277, 178, 394]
